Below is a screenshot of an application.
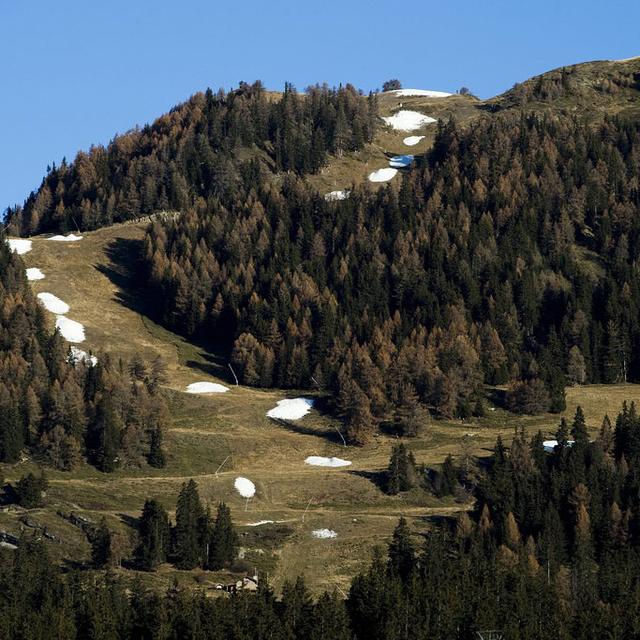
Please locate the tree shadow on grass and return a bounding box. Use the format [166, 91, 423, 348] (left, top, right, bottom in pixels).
[347, 469, 388, 492]
[95, 236, 233, 383]
[95, 236, 149, 316]
[118, 513, 139, 530]
[268, 416, 347, 447]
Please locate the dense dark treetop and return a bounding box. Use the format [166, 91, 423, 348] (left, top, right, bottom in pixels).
[6, 81, 378, 235]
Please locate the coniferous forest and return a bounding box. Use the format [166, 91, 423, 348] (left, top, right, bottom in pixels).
[5, 404, 640, 639]
[139, 111, 640, 442]
[7, 84, 640, 444]
[0, 228, 168, 469]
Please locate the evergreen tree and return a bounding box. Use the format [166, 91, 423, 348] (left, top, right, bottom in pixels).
[174, 479, 206, 569]
[13, 472, 48, 508]
[91, 518, 112, 567]
[387, 444, 417, 494]
[136, 499, 171, 571]
[206, 502, 238, 570]
[147, 425, 166, 468]
[388, 517, 415, 580]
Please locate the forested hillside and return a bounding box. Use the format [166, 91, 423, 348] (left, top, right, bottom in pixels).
[6, 404, 640, 639]
[141, 112, 640, 442]
[5, 82, 378, 235]
[0, 228, 168, 469]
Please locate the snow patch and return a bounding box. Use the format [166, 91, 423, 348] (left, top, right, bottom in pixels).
[7, 239, 32, 255]
[37, 292, 70, 314]
[543, 439, 576, 452]
[55, 316, 86, 343]
[68, 346, 97, 367]
[388, 89, 452, 98]
[403, 135, 425, 146]
[245, 519, 289, 527]
[312, 529, 337, 539]
[267, 398, 314, 420]
[26, 268, 45, 281]
[235, 477, 256, 498]
[186, 382, 229, 394]
[382, 110, 436, 131]
[305, 456, 352, 468]
[49, 234, 83, 242]
[368, 168, 398, 183]
[324, 190, 350, 201]
[389, 155, 414, 168]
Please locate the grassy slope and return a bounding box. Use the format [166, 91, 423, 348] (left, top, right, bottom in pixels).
[2, 221, 640, 594]
[3, 58, 640, 592]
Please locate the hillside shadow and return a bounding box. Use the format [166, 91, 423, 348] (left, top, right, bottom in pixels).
[347, 469, 387, 492]
[185, 351, 230, 381]
[95, 236, 150, 316]
[96, 236, 232, 382]
[269, 417, 347, 447]
[118, 513, 139, 529]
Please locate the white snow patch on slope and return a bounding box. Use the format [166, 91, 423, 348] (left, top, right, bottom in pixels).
[267, 398, 314, 420]
[235, 477, 256, 498]
[324, 190, 350, 201]
[403, 135, 425, 146]
[305, 456, 352, 468]
[312, 529, 337, 539]
[389, 155, 414, 168]
[388, 89, 452, 98]
[26, 268, 45, 281]
[68, 346, 97, 367]
[7, 239, 32, 255]
[368, 168, 398, 183]
[245, 519, 290, 527]
[49, 234, 83, 242]
[37, 292, 70, 314]
[186, 382, 229, 394]
[382, 110, 436, 131]
[55, 316, 85, 343]
[543, 439, 576, 452]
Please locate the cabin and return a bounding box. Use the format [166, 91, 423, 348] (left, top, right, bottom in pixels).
[219, 575, 259, 593]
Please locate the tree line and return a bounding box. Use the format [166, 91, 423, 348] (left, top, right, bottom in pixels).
[0, 230, 168, 470]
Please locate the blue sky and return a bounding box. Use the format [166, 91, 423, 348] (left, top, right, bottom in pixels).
[2, 0, 639, 211]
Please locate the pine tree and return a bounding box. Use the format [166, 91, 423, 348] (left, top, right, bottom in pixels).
[388, 517, 415, 580]
[13, 472, 48, 508]
[393, 383, 422, 437]
[387, 444, 417, 494]
[206, 502, 238, 570]
[90, 396, 123, 473]
[136, 499, 171, 571]
[147, 425, 166, 468]
[91, 518, 112, 567]
[571, 405, 589, 447]
[174, 479, 205, 569]
[281, 576, 315, 639]
[0, 400, 24, 463]
[439, 454, 459, 497]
